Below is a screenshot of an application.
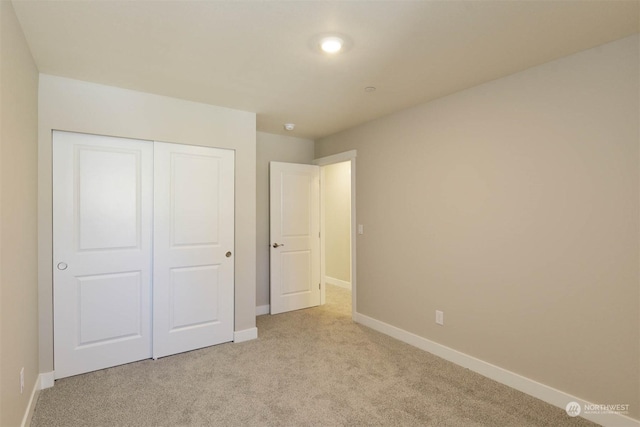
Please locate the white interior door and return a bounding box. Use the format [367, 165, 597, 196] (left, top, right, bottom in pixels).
[270, 162, 320, 314]
[153, 142, 235, 358]
[53, 131, 153, 379]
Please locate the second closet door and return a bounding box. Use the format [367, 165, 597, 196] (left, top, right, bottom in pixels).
[153, 142, 235, 358]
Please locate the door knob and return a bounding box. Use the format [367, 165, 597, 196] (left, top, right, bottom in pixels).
[272, 243, 284, 248]
[225, 251, 232, 258]
[57, 262, 68, 271]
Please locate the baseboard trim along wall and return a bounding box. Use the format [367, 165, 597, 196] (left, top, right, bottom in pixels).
[324, 276, 351, 290]
[21, 373, 50, 427]
[39, 371, 54, 389]
[233, 327, 258, 343]
[354, 312, 640, 427]
[256, 305, 270, 316]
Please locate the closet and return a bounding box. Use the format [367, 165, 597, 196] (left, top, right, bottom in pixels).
[52, 131, 234, 379]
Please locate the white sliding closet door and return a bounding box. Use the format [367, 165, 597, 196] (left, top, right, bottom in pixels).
[153, 142, 235, 358]
[53, 132, 235, 378]
[53, 131, 153, 379]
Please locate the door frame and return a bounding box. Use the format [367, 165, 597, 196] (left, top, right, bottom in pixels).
[313, 150, 357, 319]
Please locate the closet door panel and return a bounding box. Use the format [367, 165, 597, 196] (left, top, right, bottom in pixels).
[53, 131, 153, 379]
[153, 142, 235, 358]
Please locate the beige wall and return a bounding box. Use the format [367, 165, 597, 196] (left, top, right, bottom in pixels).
[0, 2, 40, 426]
[323, 161, 351, 284]
[38, 75, 256, 373]
[316, 35, 639, 419]
[256, 131, 314, 308]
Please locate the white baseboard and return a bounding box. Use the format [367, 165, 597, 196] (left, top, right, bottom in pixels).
[256, 304, 270, 316]
[325, 276, 351, 290]
[40, 371, 54, 389]
[21, 371, 55, 427]
[20, 374, 44, 427]
[354, 312, 639, 427]
[233, 327, 258, 343]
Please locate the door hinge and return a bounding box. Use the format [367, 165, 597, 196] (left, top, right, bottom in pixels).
[318, 283, 321, 290]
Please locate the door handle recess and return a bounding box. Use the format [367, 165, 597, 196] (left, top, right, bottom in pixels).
[272, 243, 284, 248]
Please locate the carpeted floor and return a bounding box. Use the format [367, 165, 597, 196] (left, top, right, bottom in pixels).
[31, 285, 597, 426]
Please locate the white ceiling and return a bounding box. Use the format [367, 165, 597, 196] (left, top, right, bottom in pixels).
[12, 0, 639, 140]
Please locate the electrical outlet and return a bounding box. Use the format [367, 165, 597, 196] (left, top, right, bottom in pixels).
[20, 367, 24, 394]
[435, 310, 444, 326]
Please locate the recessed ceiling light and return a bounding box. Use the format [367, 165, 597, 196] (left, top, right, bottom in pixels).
[284, 123, 295, 131]
[310, 33, 353, 55]
[365, 86, 376, 92]
[320, 36, 344, 54]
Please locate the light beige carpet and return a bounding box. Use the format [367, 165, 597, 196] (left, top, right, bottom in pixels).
[31, 285, 597, 426]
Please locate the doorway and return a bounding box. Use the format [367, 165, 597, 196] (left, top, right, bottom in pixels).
[315, 150, 357, 319]
[268, 151, 356, 318]
[320, 161, 352, 313]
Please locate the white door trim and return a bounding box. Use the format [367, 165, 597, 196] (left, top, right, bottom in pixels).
[314, 150, 357, 320]
[314, 150, 357, 166]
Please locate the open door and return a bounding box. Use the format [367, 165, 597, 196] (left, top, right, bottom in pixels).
[269, 162, 320, 314]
